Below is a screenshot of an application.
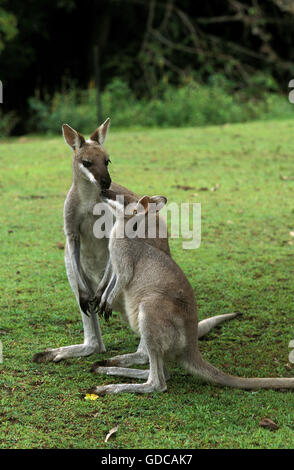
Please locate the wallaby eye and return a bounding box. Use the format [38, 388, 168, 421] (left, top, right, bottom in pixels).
[133, 209, 137, 215]
[105, 159, 111, 166]
[82, 160, 92, 168]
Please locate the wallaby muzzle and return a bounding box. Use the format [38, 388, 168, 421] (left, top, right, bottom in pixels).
[100, 175, 112, 190]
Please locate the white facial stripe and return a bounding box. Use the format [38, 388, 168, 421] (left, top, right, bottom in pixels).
[78, 163, 96, 183]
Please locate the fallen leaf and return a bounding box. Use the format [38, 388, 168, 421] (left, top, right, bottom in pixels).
[84, 393, 99, 401]
[280, 175, 294, 181]
[174, 185, 196, 191]
[198, 187, 209, 191]
[290, 231, 294, 237]
[227, 220, 234, 224]
[56, 242, 65, 250]
[259, 418, 279, 431]
[210, 183, 220, 192]
[105, 425, 119, 443]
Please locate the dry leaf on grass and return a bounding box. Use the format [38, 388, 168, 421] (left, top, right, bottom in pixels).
[289, 231, 294, 237]
[259, 418, 279, 431]
[280, 175, 294, 181]
[174, 185, 196, 191]
[210, 183, 220, 192]
[56, 242, 65, 250]
[105, 425, 119, 443]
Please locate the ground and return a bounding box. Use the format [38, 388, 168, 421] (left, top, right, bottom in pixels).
[0, 120, 294, 449]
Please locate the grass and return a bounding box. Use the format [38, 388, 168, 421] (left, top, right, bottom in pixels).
[1, 120, 294, 449]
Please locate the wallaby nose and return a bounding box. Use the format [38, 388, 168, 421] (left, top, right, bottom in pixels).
[101, 176, 111, 189]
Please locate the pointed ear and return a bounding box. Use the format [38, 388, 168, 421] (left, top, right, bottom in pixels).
[90, 117, 110, 145]
[62, 124, 85, 150]
[136, 195, 151, 215]
[149, 195, 167, 212]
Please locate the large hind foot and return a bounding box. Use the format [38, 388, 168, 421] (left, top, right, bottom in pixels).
[33, 342, 105, 363]
[91, 349, 148, 371]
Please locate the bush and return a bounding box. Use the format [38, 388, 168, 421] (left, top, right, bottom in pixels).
[0, 110, 19, 137]
[27, 76, 293, 134]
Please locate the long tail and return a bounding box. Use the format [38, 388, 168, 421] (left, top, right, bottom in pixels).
[185, 354, 294, 390]
[198, 312, 239, 339]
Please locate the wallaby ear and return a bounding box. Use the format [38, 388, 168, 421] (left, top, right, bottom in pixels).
[149, 195, 167, 212]
[90, 117, 110, 145]
[136, 195, 150, 215]
[62, 124, 85, 150]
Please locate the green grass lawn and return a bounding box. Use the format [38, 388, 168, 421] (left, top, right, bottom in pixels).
[1, 120, 294, 449]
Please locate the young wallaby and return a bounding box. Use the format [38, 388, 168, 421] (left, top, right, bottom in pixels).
[33, 120, 237, 364]
[89, 193, 294, 394]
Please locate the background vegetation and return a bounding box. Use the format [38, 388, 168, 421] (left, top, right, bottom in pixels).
[1, 120, 294, 448]
[1, 0, 294, 135]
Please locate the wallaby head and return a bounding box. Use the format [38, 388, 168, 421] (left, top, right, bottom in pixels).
[62, 118, 111, 190]
[102, 191, 167, 221]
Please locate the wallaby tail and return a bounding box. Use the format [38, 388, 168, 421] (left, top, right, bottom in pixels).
[198, 312, 240, 339]
[185, 354, 294, 390]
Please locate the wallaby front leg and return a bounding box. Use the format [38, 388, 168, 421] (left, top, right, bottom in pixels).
[91, 258, 114, 313]
[98, 273, 121, 320]
[95, 257, 112, 296]
[67, 235, 94, 315]
[99, 273, 125, 312]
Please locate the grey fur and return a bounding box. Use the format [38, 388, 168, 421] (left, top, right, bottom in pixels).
[89, 195, 294, 394]
[33, 122, 237, 364]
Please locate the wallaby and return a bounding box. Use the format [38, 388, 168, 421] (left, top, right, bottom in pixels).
[89, 193, 294, 394]
[33, 120, 237, 364]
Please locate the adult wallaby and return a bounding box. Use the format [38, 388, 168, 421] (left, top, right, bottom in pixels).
[89, 193, 294, 394]
[33, 120, 237, 364]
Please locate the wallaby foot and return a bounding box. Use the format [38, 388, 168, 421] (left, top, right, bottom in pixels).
[92, 366, 150, 380]
[91, 350, 149, 371]
[88, 380, 166, 395]
[89, 333, 167, 395]
[92, 365, 169, 380]
[33, 342, 105, 363]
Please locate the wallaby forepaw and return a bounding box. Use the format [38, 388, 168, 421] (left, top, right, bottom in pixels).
[98, 300, 112, 321]
[79, 295, 91, 316]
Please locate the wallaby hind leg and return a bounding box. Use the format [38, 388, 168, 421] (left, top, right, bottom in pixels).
[33, 249, 106, 363]
[92, 366, 150, 380]
[198, 312, 240, 339]
[88, 350, 167, 395]
[91, 337, 148, 370]
[88, 305, 168, 395]
[92, 364, 169, 381]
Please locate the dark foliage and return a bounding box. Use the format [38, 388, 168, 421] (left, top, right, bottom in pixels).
[1, 0, 294, 133]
